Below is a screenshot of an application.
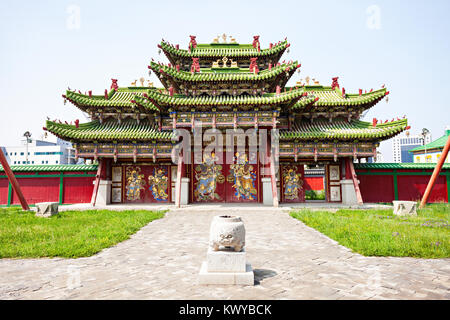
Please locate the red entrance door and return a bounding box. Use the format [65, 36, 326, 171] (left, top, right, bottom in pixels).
[280, 164, 305, 203]
[192, 151, 259, 203]
[123, 165, 171, 203]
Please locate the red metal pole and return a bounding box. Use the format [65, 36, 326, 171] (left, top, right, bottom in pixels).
[419, 134, 450, 208]
[0, 148, 29, 210]
[91, 159, 104, 206]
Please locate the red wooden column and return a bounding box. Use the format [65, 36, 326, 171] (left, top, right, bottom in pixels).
[347, 158, 363, 205]
[420, 134, 450, 208]
[90, 159, 104, 206]
[0, 148, 29, 210]
[175, 152, 184, 208]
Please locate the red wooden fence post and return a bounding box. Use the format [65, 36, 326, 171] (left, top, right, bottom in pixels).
[0, 148, 29, 210]
[419, 135, 450, 208]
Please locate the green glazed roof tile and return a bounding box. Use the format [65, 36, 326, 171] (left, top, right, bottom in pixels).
[45, 119, 174, 142]
[280, 118, 407, 141]
[410, 130, 450, 153]
[354, 163, 450, 170]
[0, 164, 98, 172]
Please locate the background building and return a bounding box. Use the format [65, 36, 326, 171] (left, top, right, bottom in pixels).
[411, 128, 450, 163]
[392, 131, 432, 163]
[2, 132, 77, 165]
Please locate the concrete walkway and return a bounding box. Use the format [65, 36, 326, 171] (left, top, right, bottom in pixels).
[0, 206, 448, 299]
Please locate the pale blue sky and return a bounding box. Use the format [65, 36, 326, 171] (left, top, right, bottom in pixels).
[1, 0, 449, 161]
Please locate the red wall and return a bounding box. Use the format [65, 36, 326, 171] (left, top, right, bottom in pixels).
[358, 174, 394, 203]
[0, 171, 96, 205]
[63, 177, 95, 204]
[11, 178, 59, 205]
[397, 175, 447, 203]
[356, 169, 449, 203]
[304, 176, 324, 191]
[0, 178, 8, 204]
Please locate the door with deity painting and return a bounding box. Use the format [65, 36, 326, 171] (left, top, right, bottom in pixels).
[192, 151, 260, 203]
[280, 164, 305, 203]
[122, 165, 171, 203]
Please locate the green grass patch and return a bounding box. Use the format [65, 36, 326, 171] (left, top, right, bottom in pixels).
[305, 190, 325, 200]
[290, 203, 450, 258]
[0, 207, 165, 259]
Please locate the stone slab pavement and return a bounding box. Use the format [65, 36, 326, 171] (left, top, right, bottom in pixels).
[0, 205, 449, 300]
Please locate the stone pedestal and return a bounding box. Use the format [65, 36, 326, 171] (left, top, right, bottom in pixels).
[262, 177, 275, 205]
[180, 177, 190, 205]
[393, 201, 417, 216]
[207, 248, 247, 272]
[340, 179, 358, 205]
[35, 202, 59, 218]
[96, 180, 111, 205]
[199, 261, 254, 285]
[199, 215, 254, 285]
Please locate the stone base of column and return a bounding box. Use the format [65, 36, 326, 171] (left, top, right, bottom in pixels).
[340, 179, 358, 205]
[96, 180, 111, 205]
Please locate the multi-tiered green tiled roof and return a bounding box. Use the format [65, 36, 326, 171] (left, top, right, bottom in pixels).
[48, 35, 406, 150]
[280, 118, 408, 141]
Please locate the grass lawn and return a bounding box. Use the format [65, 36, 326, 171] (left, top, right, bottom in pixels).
[290, 203, 450, 258]
[0, 208, 165, 259]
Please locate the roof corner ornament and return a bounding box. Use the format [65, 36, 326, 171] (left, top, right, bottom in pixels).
[252, 35, 260, 52]
[372, 118, 377, 127]
[190, 57, 200, 73]
[75, 119, 79, 128]
[249, 57, 259, 74]
[110, 78, 118, 90]
[189, 35, 197, 52]
[331, 77, 339, 90]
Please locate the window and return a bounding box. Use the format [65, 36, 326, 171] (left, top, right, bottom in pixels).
[14, 161, 16, 164]
[42, 161, 44, 164]
[20, 152, 24, 156]
[56, 160, 58, 164]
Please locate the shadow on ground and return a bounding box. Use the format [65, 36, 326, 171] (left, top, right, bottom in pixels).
[253, 269, 277, 285]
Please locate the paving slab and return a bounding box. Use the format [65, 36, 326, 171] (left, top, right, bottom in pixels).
[0, 205, 448, 299]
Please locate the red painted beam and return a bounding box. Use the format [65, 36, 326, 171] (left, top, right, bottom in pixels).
[269, 153, 279, 207]
[420, 134, 450, 208]
[0, 148, 29, 210]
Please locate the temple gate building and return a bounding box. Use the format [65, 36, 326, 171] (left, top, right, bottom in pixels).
[45, 35, 408, 206]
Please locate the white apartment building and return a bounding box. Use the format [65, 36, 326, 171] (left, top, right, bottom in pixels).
[392, 131, 432, 163]
[2, 133, 77, 166]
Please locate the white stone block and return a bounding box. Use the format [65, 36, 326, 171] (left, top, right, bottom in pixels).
[393, 201, 417, 216]
[198, 262, 254, 285]
[96, 180, 111, 205]
[207, 248, 246, 272]
[340, 179, 357, 205]
[35, 202, 59, 218]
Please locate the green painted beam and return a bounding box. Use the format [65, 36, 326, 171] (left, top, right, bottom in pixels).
[7, 182, 12, 207]
[393, 169, 399, 201]
[59, 172, 64, 205]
